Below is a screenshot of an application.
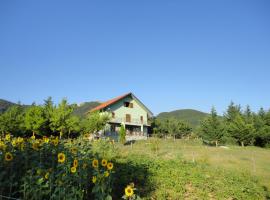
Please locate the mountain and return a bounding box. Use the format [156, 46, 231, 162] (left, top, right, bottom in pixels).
[156, 109, 209, 128]
[0, 99, 16, 113]
[73, 101, 101, 117]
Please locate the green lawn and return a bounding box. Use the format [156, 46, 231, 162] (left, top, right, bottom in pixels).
[115, 138, 270, 199]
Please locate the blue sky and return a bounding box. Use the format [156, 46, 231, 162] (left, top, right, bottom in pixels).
[0, 0, 270, 115]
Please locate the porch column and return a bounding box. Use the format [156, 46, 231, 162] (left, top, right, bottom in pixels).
[141, 125, 143, 135]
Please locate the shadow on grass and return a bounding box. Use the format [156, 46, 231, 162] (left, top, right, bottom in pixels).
[112, 159, 154, 199]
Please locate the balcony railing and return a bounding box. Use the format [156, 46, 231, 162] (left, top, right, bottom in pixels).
[109, 117, 150, 126]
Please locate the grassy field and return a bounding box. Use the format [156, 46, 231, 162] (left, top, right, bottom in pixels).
[116, 138, 270, 199]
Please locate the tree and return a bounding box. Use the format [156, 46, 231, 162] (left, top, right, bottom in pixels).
[119, 124, 126, 144]
[49, 99, 74, 138]
[199, 107, 224, 146]
[24, 104, 46, 136]
[227, 114, 255, 146]
[224, 102, 241, 123]
[82, 111, 110, 135]
[66, 115, 81, 138]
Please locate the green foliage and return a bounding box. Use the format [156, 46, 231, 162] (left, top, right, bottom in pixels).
[0, 99, 16, 114]
[151, 118, 192, 139]
[49, 99, 75, 138]
[199, 107, 224, 146]
[119, 124, 126, 144]
[72, 101, 101, 117]
[24, 104, 46, 135]
[157, 109, 209, 128]
[81, 111, 110, 135]
[0, 105, 25, 136]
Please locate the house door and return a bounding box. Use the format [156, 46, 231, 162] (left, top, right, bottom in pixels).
[126, 114, 131, 123]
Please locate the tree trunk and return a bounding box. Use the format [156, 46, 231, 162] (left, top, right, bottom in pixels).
[215, 140, 218, 147]
[241, 141, 244, 147]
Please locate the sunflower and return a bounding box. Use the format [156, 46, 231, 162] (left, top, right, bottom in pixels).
[125, 186, 134, 197]
[92, 159, 98, 168]
[5, 134, 11, 141]
[43, 137, 49, 143]
[107, 162, 113, 170]
[71, 166, 77, 173]
[73, 159, 78, 167]
[58, 153, 66, 163]
[45, 172, 50, 179]
[104, 171, 109, 177]
[5, 152, 13, 162]
[92, 176, 97, 184]
[32, 142, 39, 151]
[52, 137, 59, 146]
[70, 147, 77, 154]
[101, 159, 107, 167]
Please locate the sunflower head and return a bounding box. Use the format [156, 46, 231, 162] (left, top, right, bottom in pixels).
[71, 166, 77, 173]
[92, 159, 99, 168]
[58, 153, 66, 163]
[101, 159, 107, 167]
[5, 134, 11, 141]
[125, 186, 134, 197]
[107, 162, 113, 170]
[73, 159, 78, 167]
[5, 152, 13, 162]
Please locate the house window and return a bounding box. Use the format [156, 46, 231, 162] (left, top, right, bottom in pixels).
[112, 112, 115, 118]
[126, 114, 131, 123]
[124, 102, 133, 108]
[140, 116, 143, 123]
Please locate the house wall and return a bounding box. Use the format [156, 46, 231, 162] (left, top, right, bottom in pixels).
[106, 95, 149, 125]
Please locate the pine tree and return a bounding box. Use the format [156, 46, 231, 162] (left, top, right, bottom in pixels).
[199, 107, 224, 146]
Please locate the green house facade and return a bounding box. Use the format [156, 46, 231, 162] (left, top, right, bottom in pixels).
[91, 93, 153, 140]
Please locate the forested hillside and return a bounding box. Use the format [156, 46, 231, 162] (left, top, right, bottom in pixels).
[0, 99, 17, 113]
[157, 109, 209, 127]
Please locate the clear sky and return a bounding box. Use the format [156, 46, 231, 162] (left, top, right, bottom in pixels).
[0, 0, 270, 115]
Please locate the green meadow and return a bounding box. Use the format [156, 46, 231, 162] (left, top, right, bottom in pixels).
[116, 138, 270, 199]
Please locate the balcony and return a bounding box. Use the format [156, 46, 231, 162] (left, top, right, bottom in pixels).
[109, 117, 150, 126]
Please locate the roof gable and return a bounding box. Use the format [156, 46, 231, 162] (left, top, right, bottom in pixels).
[90, 93, 153, 116]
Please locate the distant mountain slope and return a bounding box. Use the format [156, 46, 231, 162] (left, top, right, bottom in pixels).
[73, 101, 101, 117]
[0, 99, 16, 113]
[157, 109, 209, 128]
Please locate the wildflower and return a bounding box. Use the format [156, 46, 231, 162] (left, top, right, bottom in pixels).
[125, 186, 134, 197]
[31, 135, 35, 140]
[71, 166, 77, 173]
[73, 159, 78, 167]
[92, 176, 97, 184]
[101, 159, 107, 167]
[45, 172, 49, 179]
[5, 152, 13, 162]
[5, 134, 11, 141]
[92, 159, 98, 168]
[104, 171, 109, 177]
[107, 162, 113, 170]
[58, 153, 66, 163]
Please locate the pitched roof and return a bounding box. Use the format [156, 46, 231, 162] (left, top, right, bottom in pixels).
[90, 93, 131, 112]
[89, 92, 153, 116]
